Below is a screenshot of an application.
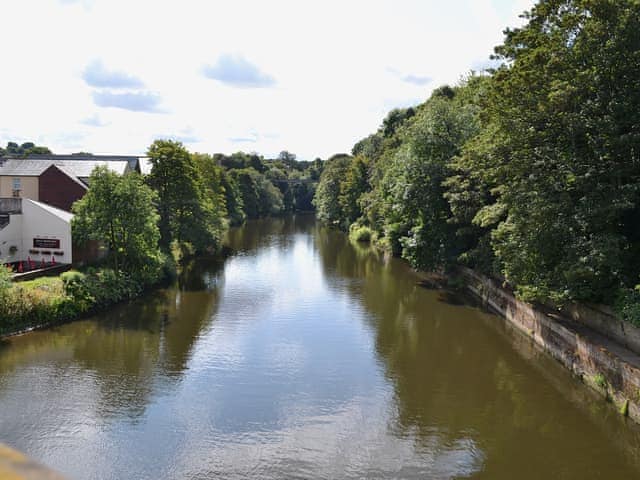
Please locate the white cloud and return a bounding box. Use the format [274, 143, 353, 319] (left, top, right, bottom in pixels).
[0, 0, 535, 158]
[92, 90, 164, 113]
[202, 54, 276, 88]
[80, 114, 109, 127]
[82, 59, 145, 89]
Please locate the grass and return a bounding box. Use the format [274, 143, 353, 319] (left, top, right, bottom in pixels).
[18, 276, 64, 291]
[593, 373, 608, 390]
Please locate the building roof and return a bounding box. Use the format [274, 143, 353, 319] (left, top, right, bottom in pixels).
[6, 154, 144, 172]
[44, 164, 89, 189]
[0, 158, 129, 178]
[25, 198, 74, 223]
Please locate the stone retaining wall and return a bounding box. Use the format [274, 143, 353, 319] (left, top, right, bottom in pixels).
[458, 267, 640, 424]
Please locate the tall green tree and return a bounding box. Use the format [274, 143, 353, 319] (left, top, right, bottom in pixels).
[230, 168, 284, 219]
[72, 167, 162, 273]
[147, 140, 223, 252]
[473, 0, 640, 302]
[313, 154, 352, 226]
[338, 155, 370, 225]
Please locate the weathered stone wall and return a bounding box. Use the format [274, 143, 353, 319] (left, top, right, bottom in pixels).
[562, 302, 640, 355]
[458, 267, 640, 424]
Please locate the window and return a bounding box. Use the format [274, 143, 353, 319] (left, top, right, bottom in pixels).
[12, 177, 21, 197]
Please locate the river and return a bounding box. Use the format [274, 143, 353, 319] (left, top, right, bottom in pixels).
[0, 215, 639, 479]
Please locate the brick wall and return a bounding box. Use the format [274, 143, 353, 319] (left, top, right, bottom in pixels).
[38, 165, 87, 212]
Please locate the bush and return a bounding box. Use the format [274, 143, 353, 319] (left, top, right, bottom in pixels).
[614, 286, 640, 327]
[0, 276, 67, 333]
[62, 268, 153, 312]
[0, 253, 173, 334]
[349, 224, 374, 243]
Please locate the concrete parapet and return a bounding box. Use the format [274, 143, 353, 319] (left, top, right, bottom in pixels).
[0, 444, 65, 479]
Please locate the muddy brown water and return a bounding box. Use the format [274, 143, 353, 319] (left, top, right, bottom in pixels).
[1, 215, 639, 479]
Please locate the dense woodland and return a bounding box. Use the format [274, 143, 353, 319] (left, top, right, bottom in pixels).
[313, 0, 640, 323]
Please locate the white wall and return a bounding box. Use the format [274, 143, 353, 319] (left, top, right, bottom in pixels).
[0, 199, 73, 265]
[0, 213, 23, 264]
[22, 199, 73, 265]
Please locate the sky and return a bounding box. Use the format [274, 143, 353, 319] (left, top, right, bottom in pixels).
[0, 0, 534, 160]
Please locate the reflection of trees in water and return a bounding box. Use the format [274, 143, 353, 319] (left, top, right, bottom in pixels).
[313, 223, 640, 478]
[224, 213, 316, 253]
[0, 259, 225, 422]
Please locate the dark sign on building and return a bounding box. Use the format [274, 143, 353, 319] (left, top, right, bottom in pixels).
[33, 238, 60, 249]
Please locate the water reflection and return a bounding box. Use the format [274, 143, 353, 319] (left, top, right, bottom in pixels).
[312, 221, 640, 479]
[0, 215, 638, 479]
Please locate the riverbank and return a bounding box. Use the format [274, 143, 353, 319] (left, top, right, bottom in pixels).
[0, 264, 175, 338]
[456, 267, 640, 424]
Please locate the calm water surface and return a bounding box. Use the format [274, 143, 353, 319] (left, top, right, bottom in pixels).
[1, 215, 640, 479]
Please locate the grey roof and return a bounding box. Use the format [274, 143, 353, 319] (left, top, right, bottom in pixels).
[27, 198, 74, 223]
[0, 159, 129, 177]
[8, 154, 143, 172]
[46, 164, 89, 189]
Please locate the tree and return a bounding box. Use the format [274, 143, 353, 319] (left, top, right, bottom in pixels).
[1, 141, 51, 157]
[146, 140, 223, 252]
[278, 150, 297, 169]
[313, 154, 352, 226]
[230, 168, 284, 218]
[473, 0, 640, 302]
[72, 167, 162, 274]
[192, 152, 228, 222]
[220, 171, 246, 225]
[338, 155, 369, 225]
[380, 89, 481, 270]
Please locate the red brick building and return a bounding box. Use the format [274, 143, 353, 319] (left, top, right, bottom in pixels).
[38, 165, 88, 212]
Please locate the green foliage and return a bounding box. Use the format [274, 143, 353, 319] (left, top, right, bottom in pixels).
[313, 154, 352, 226]
[72, 167, 163, 273]
[0, 280, 65, 333]
[147, 140, 224, 252]
[593, 373, 608, 391]
[221, 171, 246, 225]
[230, 168, 284, 219]
[349, 224, 373, 243]
[314, 0, 640, 325]
[0, 260, 175, 334]
[214, 151, 319, 218]
[0, 141, 51, 157]
[614, 286, 640, 327]
[339, 156, 370, 225]
[0, 265, 12, 293]
[66, 269, 138, 308]
[473, 0, 640, 302]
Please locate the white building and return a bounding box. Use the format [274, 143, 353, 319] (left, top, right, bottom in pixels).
[0, 198, 73, 265]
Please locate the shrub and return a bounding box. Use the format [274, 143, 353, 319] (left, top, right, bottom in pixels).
[349, 224, 373, 243]
[0, 276, 66, 333]
[0, 260, 172, 334]
[614, 286, 640, 328]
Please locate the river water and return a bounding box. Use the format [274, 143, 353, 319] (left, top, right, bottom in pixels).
[1, 215, 639, 479]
